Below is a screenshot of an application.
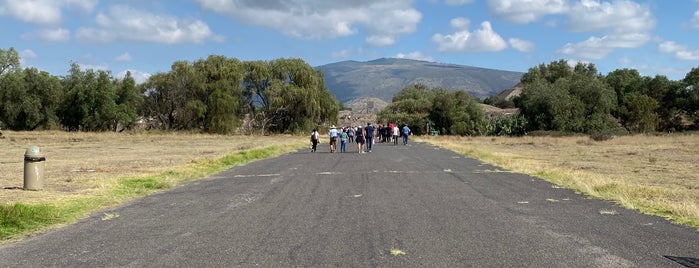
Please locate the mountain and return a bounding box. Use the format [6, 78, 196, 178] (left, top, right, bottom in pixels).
[316, 58, 524, 104]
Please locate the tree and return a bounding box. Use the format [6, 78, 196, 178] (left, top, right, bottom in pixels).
[192, 55, 244, 134]
[683, 67, 699, 127]
[517, 60, 617, 133]
[58, 63, 118, 131]
[378, 84, 434, 135]
[113, 71, 144, 131]
[242, 58, 338, 134]
[430, 89, 484, 135]
[0, 47, 20, 75]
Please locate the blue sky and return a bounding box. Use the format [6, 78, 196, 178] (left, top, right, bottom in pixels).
[2, 0, 699, 84]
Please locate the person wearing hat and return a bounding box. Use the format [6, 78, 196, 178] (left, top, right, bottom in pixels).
[328, 125, 339, 153]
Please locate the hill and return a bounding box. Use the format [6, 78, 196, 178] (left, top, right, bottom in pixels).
[317, 58, 523, 104]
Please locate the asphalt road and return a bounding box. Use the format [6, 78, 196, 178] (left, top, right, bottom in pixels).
[1, 141, 698, 267]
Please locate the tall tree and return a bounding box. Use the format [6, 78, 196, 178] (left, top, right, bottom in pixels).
[58, 63, 118, 131]
[113, 71, 144, 131]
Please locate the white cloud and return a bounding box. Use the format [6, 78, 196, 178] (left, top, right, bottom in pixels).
[659, 41, 699, 61]
[0, 0, 97, 26]
[692, 10, 699, 29]
[560, 0, 654, 60]
[395, 51, 434, 62]
[115, 52, 132, 62]
[0, 0, 63, 26]
[567, 0, 655, 33]
[450, 17, 470, 30]
[19, 49, 37, 59]
[508, 38, 534, 52]
[486, 0, 568, 24]
[432, 21, 508, 52]
[194, 0, 421, 46]
[21, 28, 70, 42]
[76, 5, 218, 44]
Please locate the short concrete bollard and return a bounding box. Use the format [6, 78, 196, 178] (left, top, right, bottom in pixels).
[23, 146, 46, 190]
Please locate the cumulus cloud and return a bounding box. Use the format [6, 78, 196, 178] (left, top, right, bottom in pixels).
[0, 0, 63, 26]
[508, 38, 534, 52]
[567, 0, 655, 33]
[75, 5, 218, 44]
[0, 0, 97, 26]
[432, 21, 508, 52]
[692, 10, 699, 29]
[486, 0, 655, 60]
[486, 0, 568, 24]
[193, 0, 421, 46]
[659, 41, 699, 61]
[395, 51, 434, 62]
[561, 0, 654, 60]
[21, 28, 70, 42]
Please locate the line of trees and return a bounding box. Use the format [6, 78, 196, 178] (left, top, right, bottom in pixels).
[0, 48, 340, 134]
[377, 84, 485, 136]
[379, 60, 699, 137]
[516, 60, 699, 135]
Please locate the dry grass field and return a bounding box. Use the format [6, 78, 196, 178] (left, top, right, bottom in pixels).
[1, 131, 306, 205]
[418, 134, 699, 228]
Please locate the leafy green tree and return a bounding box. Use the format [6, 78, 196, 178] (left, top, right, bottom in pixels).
[683, 67, 699, 127]
[113, 71, 144, 131]
[0, 47, 20, 75]
[378, 84, 434, 135]
[622, 93, 659, 133]
[431, 89, 484, 135]
[242, 58, 338, 134]
[192, 55, 244, 134]
[58, 63, 118, 131]
[517, 60, 617, 133]
[0, 68, 62, 130]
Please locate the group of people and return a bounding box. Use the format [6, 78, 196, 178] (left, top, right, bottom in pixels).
[310, 122, 411, 153]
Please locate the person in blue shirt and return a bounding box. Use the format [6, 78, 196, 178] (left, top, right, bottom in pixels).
[328, 125, 339, 153]
[340, 128, 348, 153]
[364, 122, 375, 152]
[402, 124, 411, 145]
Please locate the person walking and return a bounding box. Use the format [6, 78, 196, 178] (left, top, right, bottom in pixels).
[392, 124, 399, 145]
[310, 128, 320, 152]
[365, 122, 375, 152]
[355, 126, 365, 153]
[347, 126, 354, 144]
[328, 125, 339, 153]
[340, 128, 348, 153]
[402, 124, 411, 145]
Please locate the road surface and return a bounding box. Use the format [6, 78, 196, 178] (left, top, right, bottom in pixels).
[1, 141, 698, 267]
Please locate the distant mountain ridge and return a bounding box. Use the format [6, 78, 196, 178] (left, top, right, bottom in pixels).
[316, 58, 524, 104]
